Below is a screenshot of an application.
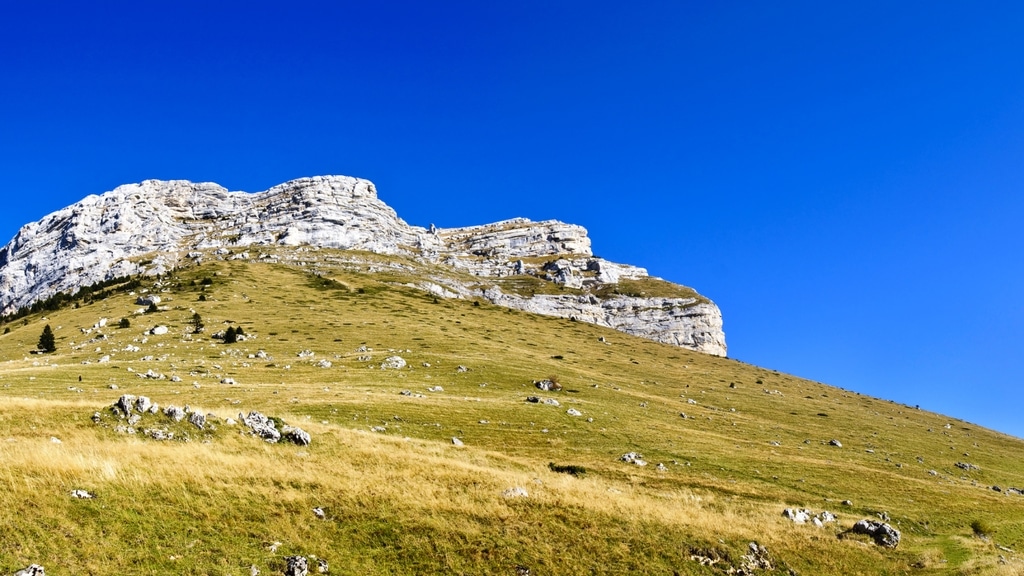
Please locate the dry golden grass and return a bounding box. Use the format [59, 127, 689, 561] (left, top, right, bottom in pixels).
[0, 250, 1022, 574]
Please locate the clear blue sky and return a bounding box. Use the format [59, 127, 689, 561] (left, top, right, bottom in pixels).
[2, 2, 1022, 437]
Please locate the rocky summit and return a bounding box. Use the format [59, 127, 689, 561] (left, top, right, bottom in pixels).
[0, 176, 725, 355]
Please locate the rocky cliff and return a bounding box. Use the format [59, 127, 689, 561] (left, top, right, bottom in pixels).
[0, 176, 726, 356]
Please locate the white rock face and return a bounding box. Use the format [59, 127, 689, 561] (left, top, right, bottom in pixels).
[0, 175, 726, 356]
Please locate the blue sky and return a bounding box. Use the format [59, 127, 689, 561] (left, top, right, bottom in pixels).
[2, 2, 1023, 437]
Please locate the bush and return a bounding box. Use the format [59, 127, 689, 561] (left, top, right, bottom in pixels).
[548, 462, 586, 477]
[118, 318, 131, 329]
[38, 325, 56, 353]
[198, 294, 207, 302]
[971, 519, 994, 537]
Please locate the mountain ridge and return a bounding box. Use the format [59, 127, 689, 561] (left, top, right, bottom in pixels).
[0, 175, 726, 355]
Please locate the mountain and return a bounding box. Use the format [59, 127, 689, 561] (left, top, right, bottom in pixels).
[0, 177, 1021, 575]
[0, 175, 726, 356]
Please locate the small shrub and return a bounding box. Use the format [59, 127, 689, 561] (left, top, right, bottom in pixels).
[118, 318, 131, 329]
[198, 294, 207, 302]
[201, 278, 213, 286]
[971, 519, 994, 537]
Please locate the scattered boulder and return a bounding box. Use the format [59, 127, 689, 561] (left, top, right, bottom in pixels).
[620, 452, 647, 466]
[150, 325, 169, 336]
[845, 519, 901, 548]
[221, 377, 237, 385]
[955, 462, 980, 472]
[783, 508, 836, 526]
[164, 405, 186, 422]
[534, 379, 562, 392]
[456, 365, 468, 373]
[188, 412, 206, 430]
[381, 356, 406, 370]
[783, 508, 811, 524]
[136, 295, 161, 306]
[525, 396, 540, 403]
[135, 396, 153, 413]
[315, 359, 332, 369]
[829, 439, 843, 448]
[283, 426, 311, 446]
[740, 542, 773, 572]
[316, 558, 329, 574]
[240, 411, 281, 443]
[284, 556, 308, 576]
[543, 398, 561, 407]
[14, 565, 45, 576]
[313, 507, 325, 519]
[566, 408, 582, 417]
[451, 437, 464, 447]
[503, 487, 529, 498]
[70, 489, 94, 499]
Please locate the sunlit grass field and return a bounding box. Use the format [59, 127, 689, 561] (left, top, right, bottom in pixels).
[0, 251, 1021, 574]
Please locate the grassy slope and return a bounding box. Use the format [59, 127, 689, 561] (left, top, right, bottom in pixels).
[0, 252, 1021, 575]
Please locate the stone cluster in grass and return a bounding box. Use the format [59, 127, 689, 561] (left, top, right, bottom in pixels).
[96, 394, 309, 446]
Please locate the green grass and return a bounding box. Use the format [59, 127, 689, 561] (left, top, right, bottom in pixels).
[0, 250, 1022, 574]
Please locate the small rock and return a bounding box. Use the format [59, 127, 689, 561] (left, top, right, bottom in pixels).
[656, 463, 668, 472]
[534, 379, 561, 392]
[370, 426, 386, 433]
[50, 437, 61, 444]
[503, 486, 529, 498]
[846, 519, 901, 548]
[241, 411, 281, 443]
[427, 386, 444, 393]
[221, 377, 237, 385]
[150, 325, 169, 336]
[316, 558, 329, 574]
[542, 398, 560, 407]
[525, 396, 540, 403]
[566, 408, 582, 417]
[451, 437, 464, 447]
[783, 508, 811, 524]
[620, 452, 647, 466]
[14, 565, 45, 576]
[284, 556, 309, 576]
[283, 426, 311, 446]
[313, 507, 325, 519]
[164, 405, 186, 422]
[70, 489, 94, 499]
[381, 356, 406, 370]
[188, 412, 206, 430]
[829, 439, 843, 448]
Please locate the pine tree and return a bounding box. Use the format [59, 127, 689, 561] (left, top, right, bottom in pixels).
[224, 326, 237, 344]
[38, 324, 56, 353]
[191, 313, 204, 333]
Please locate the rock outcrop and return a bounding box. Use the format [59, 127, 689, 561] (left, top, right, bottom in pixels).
[0, 176, 726, 355]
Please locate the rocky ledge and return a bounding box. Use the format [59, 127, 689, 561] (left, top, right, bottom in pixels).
[0, 176, 726, 356]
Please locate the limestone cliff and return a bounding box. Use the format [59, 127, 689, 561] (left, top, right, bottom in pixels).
[0, 176, 726, 356]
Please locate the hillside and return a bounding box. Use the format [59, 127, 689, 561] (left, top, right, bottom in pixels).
[0, 250, 1022, 575]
